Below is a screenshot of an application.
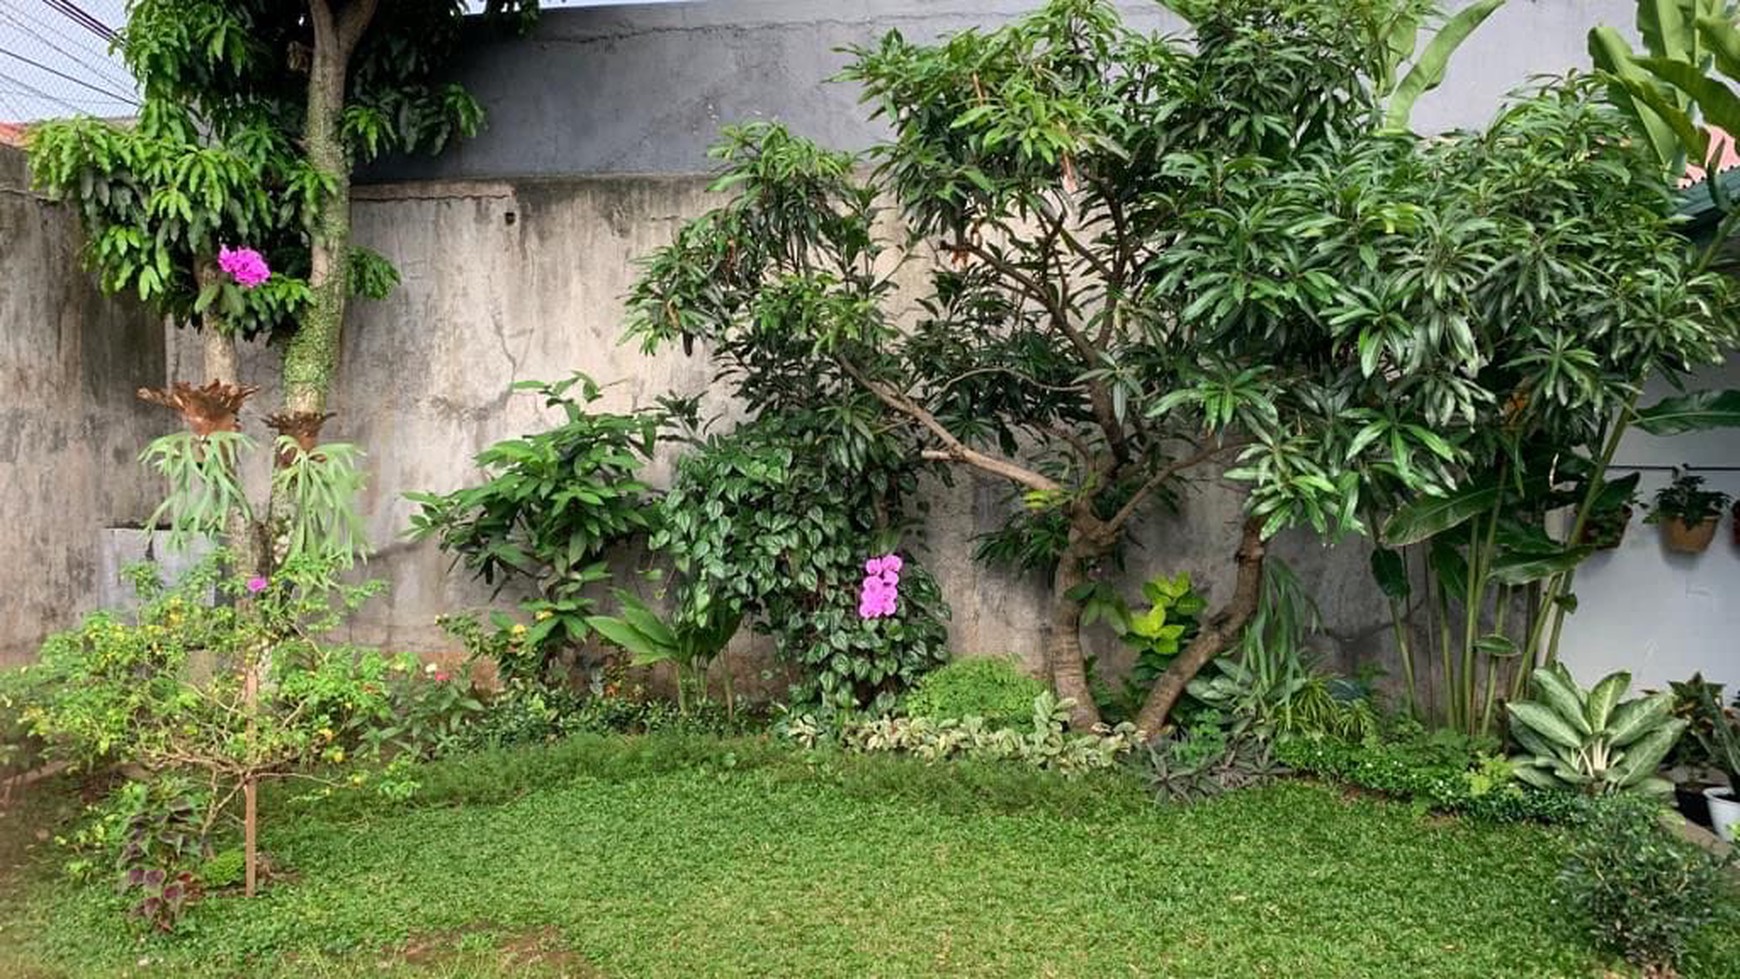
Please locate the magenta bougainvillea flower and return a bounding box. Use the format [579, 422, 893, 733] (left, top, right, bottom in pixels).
[218, 245, 271, 288]
[245, 576, 269, 594]
[858, 553, 903, 619]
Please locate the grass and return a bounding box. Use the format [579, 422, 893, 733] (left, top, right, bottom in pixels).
[2, 734, 1738, 978]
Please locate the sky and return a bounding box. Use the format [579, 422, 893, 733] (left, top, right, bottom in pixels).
[0, 0, 695, 122]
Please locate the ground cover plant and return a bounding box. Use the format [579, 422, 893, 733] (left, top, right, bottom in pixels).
[3, 735, 1739, 979]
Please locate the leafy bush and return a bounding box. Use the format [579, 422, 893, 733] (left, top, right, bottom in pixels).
[654, 413, 950, 713]
[901, 656, 1047, 728]
[1277, 725, 1584, 824]
[1507, 665, 1683, 796]
[408, 374, 668, 687]
[825, 693, 1140, 775]
[0, 667, 49, 783]
[1559, 796, 1732, 975]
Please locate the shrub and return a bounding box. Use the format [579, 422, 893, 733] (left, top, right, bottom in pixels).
[902, 656, 1047, 728]
[822, 693, 1140, 775]
[1139, 714, 1283, 805]
[1559, 796, 1732, 975]
[1277, 726, 1584, 824]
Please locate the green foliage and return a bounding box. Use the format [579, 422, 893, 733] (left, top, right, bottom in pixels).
[271, 439, 370, 571]
[139, 431, 254, 549]
[1559, 794, 1733, 975]
[1278, 723, 1587, 824]
[830, 693, 1141, 774]
[201, 848, 247, 891]
[1588, 0, 1740, 173]
[1379, 0, 1506, 131]
[408, 375, 666, 686]
[22, 553, 411, 924]
[0, 667, 50, 781]
[1648, 473, 1734, 524]
[1636, 389, 1740, 436]
[652, 413, 951, 713]
[1507, 665, 1686, 796]
[901, 656, 1048, 729]
[1188, 560, 1377, 740]
[1077, 570, 1206, 721]
[1139, 716, 1284, 804]
[1689, 679, 1740, 787]
[586, 590, 742, 715]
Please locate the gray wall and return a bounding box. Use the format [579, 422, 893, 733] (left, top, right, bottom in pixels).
[0, 144, 166, 665]
[372, 0, 1635, 182]
[201, 174, 1393, 685]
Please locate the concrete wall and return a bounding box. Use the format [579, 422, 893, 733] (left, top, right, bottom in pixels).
[372, 0, 1635, 182]
[203, 174, 1393, 683]
[0, 144, 166, 665]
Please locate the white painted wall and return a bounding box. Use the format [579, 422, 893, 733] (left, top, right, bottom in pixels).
[1560, 361, 1740, 693]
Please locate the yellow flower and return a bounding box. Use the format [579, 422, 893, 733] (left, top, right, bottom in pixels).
[512, 623, 528, 637]
[534, 610, 554, 622]
[330, 748, 346, 763]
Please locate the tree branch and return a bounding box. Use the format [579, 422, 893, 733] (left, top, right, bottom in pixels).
[838, 357, 1060, 492]
[336, 0, 381, 59]
[1103, 439, 1244, 537]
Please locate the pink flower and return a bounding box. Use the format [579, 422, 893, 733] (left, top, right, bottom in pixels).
[858, 553, 904, 619]
[434, 671, 451, 683]
[218, 245, 270, 289]
[245, 576, 269, 594]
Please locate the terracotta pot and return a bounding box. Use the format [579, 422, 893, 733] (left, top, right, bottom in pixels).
[1662, 515, 1719, 554]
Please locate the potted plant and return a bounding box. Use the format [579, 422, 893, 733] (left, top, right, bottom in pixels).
[1646, 474, 1730, 554]
[1691, 683, 1740, 842]
[1665, 674, 1727, 826]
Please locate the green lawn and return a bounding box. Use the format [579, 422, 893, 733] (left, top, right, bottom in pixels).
[3, 736, 1737, 978]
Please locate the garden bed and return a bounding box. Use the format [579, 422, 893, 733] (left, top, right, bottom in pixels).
[4, 736, 1738, 978]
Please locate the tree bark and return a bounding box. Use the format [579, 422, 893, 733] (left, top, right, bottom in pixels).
[1132, 516, 1266, 737]
[283, 0, 376, 414]
[1047, 512, 1112, 731]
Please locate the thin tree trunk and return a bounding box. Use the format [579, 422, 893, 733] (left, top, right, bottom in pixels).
[1047, 533, 1105, 732]
[283, 0, 374, 414]
[1132, 516, 1266, 737]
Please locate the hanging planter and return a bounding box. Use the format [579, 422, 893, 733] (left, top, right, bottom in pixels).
[1578, 504, 1635, 551]
[1646, 474, 1730, 555]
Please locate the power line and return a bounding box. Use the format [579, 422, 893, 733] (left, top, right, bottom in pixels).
[0, 63, 97, 116]
[6, 0, 134, 81]
[1, 6, 138, 96]
[40, 0, 114, 43]
[0, 45, 137, 105]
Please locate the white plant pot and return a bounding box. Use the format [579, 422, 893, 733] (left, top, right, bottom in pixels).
[1704, 787, 1740, 843]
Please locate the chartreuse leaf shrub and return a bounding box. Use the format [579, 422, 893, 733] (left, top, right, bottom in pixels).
[900, 655, 1047, 728]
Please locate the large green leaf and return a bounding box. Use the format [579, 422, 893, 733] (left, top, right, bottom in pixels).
[1585, 671, 1633, 734]
[1530, 668, 1594, 737]
[1383, 0, 1506, 130]
[1637, 56, 1740, 138]
[1382, 483, 1501, 547]
[1489, 545, 1594, 586]
[1634, 389, 1740, 435]
[1609, 690, 1676, 747]
[1697, 14, 1740, 82]
[1369, 547, 1411, 601]
[1637, 0, 1692, 63]
[1508, 701, 1584, 751]
[1590, 26, 1687, 167]
[1612, 718, 1688, 787]
[1429, 537, 1469, 603]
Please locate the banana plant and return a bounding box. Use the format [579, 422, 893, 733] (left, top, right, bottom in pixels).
[1377, 0, 1507, 130]
[1506, 665, 1686, 796]
[1589, 1, 1740, 174]
[586, 591, 743, 717]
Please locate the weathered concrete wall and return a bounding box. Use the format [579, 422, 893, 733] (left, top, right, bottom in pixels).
[0, 143, 166, 665]
[372, 0, 1635, 182]
[197, 173, 1390, 687]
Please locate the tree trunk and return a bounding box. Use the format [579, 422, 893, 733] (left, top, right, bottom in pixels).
[283, 1, 370, 414]
[1132, 516, 1266, 737]
[1047, 517, 1110, 731]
